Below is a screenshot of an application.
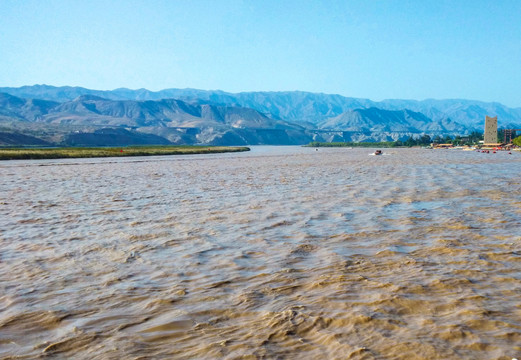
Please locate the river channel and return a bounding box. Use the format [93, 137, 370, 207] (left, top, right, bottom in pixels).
[1, 146, 521, 359]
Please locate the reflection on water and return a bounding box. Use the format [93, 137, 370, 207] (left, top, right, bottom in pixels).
[1, 147, 521, 359]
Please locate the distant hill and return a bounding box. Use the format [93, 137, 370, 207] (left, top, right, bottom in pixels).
[0, 92, 312, 146]
[2, 85, 521, 130]
[19, 94, 304, 130]
[0, 92, 59, 121]
[320, 107, 465, 132]
[1, 85, 520, 146]
[375, 98, 521, 129]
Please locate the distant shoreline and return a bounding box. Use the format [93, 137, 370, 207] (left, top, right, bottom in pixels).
[0, 145, 250, 160]
[306, 141, 403, 148]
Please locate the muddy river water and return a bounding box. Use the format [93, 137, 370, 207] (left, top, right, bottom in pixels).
[1, 146, 521, 359]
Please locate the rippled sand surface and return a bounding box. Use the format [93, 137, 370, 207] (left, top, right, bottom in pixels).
[1, 147, 521, 359]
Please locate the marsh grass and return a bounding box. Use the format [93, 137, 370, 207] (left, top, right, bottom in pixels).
[0, 145, 250, 160]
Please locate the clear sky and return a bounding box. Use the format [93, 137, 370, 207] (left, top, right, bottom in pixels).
[1, 0, 521, 106]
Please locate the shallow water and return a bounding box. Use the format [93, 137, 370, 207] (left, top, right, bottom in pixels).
[1, 147, 521, 359]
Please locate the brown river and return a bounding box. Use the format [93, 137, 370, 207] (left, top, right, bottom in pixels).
[1, 146, 521, 359]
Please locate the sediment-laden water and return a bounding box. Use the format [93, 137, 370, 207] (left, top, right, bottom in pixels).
[1, 146, 521, 359]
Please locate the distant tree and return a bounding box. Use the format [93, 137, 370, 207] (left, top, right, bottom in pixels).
[418, 134, 431, 145]
[453, 135, 462, 145]
[432, 135, 443, 144]
[404, 136, 416, 147]
[499, 129, 519, 144]
[467, 131, 483, 145]
[513, 136, 521, 147]
[498, 129, 504, 143]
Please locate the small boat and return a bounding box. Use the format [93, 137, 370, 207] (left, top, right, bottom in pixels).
[374, 150, 383, 155]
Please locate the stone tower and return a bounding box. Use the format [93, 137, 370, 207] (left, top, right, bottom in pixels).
[484, 116, 498, 144]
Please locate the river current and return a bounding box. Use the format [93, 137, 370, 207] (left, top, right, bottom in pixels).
[1, 146, 521, 359]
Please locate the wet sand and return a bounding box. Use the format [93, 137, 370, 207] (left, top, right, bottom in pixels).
[1, 147, 521, 359]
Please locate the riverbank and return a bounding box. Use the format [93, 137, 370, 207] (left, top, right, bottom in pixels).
[0, 145, 250, 160]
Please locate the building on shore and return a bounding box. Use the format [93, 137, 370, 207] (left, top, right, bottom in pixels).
[432, 143, 454, 149]
[483, 115, 501, 146]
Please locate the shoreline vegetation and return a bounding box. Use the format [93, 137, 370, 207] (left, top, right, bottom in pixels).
[307, 132, 521, 148]
[0, 145, 250, 160]
[307, 141, 521, 151]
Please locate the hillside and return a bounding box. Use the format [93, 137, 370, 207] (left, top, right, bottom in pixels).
[0, 93, 312, 146]
[320, 108, 465, 132]
[2, 85, 521, 130]
[1, 85, 520, 146]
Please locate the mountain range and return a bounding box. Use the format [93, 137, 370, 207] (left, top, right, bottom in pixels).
[1, 85, 520, 146]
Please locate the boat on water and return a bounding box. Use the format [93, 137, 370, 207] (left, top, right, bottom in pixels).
[374, 150, 383, 155]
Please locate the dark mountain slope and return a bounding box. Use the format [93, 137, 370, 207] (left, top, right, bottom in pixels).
[0, 131, 52, 146]
[65, 128, 172, 146]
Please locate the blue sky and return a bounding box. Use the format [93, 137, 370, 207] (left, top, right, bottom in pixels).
[1, 0, 521, 106]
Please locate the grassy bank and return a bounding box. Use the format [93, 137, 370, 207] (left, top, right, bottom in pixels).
[0, 145, 250, 160]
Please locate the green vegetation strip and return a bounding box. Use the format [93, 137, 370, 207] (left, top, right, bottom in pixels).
[0, 145, 250, 160]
